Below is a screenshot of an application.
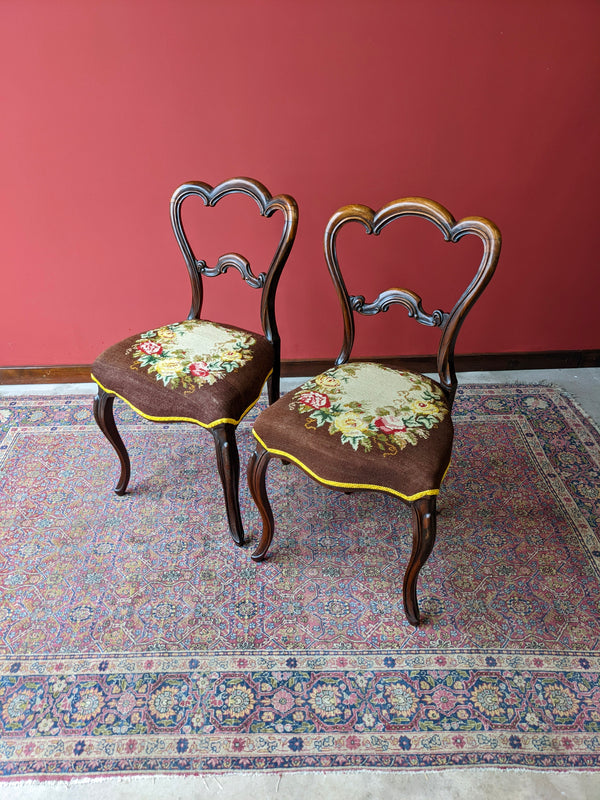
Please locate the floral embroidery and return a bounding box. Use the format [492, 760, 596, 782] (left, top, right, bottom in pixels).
[127, 320, 256, 392]
[290, 363, 448, 454]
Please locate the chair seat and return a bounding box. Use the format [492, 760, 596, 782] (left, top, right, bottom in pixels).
[253, 362, 454, 500]
[92, 319, 274, 428]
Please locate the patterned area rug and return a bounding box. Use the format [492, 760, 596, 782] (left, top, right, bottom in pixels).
[0, 385, 599, 777]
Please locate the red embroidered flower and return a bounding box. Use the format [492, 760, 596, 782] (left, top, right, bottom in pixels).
[374, 415, 407, 434]
[137, 340, 162, 356]
[298, 391, 330, 409]
[189, 361, 210, 378]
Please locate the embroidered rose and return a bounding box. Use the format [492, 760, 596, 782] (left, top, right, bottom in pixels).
[411, 400, 438, 416]
[298, 391, 330, 409]
[332, 412, 367, 438]
[156, 326, 177, 342]
[314, 374, 341, 392]
[374, 414, 408, 434]
[155, 358, 184, 377]
[189, 361, 210, 378]
[137, 340, 163, 356]
[220, 348, 244, 363]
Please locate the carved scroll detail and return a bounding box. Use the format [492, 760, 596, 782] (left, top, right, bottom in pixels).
[350, 289, 449, 327]
[196, 253, 266, 289]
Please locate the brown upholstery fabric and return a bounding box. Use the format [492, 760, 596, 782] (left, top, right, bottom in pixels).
[92, 319, 274, 427]
[253, 363, 454, 500]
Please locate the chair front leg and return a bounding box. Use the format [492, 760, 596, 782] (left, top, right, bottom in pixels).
[93, 387, 131, 495]
[247, 445, 275, 561]
[403, 494, 437, 626]
[211, 423, 245, 547]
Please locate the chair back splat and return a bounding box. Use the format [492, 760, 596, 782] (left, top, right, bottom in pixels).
[326, 198, 501, 406]
[91, 178, 298, 547]
[248, 196, 501, 626]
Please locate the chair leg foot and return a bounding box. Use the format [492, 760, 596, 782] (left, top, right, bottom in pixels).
[403, 495, 437, 626]
[212, 424, 245, 547]
[93, 387, 131, 495]
[247, 445, 275, 561]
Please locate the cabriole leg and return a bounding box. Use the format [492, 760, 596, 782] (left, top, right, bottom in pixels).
[247, 445, 275, 561]
[212, 423, 245, 547]
[93, 387, 131, 495]
[403, 495, 437, 626]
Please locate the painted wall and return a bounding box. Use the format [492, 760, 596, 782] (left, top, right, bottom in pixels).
[1, 0, 599, 367]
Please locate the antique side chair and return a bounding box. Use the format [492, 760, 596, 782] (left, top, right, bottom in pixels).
[247, 197, 501, 625]
[91, 178, 298, 546]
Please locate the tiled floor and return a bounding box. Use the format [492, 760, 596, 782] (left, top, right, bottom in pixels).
[1, 369, 599, 799]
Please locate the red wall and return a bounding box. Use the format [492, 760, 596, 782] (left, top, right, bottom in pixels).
[2, 0, 599, 367]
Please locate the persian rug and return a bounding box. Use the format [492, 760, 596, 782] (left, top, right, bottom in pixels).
[0, 384, 599, 778]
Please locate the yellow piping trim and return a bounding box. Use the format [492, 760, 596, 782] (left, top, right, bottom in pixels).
[91, 371, 272, 429]
[252, 430, 445, 502]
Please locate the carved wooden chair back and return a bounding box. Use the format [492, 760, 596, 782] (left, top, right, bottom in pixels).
[91, 177, 298, 547]
[248, 196, 501, 626]
[170, 178, 299, 401]
[326, 198, 501, 406]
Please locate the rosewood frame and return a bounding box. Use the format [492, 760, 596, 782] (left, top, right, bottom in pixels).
[248, 197, 501, 625]
[94, 178, 298, 547]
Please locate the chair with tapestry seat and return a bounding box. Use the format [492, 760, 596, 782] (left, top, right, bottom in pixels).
[91, 178, 298, 546]
[247, 197, 501, 625]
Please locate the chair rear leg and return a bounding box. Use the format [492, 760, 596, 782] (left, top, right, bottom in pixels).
[266, 366, 280, 405]
[403, 495, 437, 626]
[93, 387, 131, 495]
[212, 423, 245, 547]
[248, 445, 275, 561]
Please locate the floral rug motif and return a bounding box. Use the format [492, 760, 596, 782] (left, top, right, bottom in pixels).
[0, 385, 599, 777]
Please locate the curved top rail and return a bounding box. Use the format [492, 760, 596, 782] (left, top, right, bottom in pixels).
[169, 177, 298, 331]
[324, 197, 501, 401]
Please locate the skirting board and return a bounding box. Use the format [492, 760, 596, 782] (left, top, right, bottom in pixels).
[1, 350, 599, 385]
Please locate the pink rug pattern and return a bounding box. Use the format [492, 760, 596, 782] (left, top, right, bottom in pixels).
[0, 385, 599, 775]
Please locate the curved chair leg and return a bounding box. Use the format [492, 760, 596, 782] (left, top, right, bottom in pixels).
[403, 495, 437, 627]
[93, 387, 131, 495]
[212, 423, 245, 547]
[247, 445, 275, 561]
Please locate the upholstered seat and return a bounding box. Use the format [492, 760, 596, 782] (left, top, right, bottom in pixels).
[247, 196, 501, 626]
[253, 362, 453, 501]
[91, 178, 298, 547]
[93, 320, 274, 428]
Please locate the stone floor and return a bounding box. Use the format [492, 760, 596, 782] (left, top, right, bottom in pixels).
[1, 368, 599, 799]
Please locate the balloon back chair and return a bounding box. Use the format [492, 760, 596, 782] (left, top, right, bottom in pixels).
[91, 178, 298, 546]
[248, 197, 501, 625]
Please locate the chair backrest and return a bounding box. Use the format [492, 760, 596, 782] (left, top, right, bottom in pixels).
[170, 177, 299, 352]
[324, 197, 501, 406]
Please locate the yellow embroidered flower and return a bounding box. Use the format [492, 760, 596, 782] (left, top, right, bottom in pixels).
[332, 411, 368, 438]
[410, 399, 440, 416]
[314, 374, 341, 392]
[155, 358, 184, 377]
[220, 348, 245, 363]
[156, 326, 177, 343]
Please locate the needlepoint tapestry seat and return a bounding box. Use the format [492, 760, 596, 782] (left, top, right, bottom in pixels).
[91, 178, 298, 547]
[93, 320, 273, 427]
[253, 362, 453, 501]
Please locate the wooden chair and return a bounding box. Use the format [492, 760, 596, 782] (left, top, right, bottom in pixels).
[247, 197, 501, 625]
[91, 178, 298, 546]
